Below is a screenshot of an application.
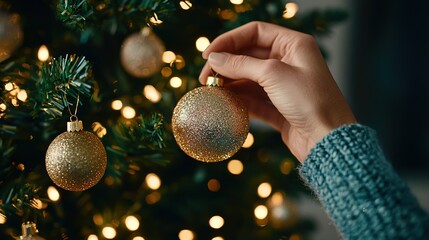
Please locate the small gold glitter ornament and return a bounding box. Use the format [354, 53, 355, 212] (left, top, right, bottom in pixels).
[172, 75, 249, 162]
[0, 11, 23, 62]
[120, 27, 165, 78]
[45, 120, 107, 191]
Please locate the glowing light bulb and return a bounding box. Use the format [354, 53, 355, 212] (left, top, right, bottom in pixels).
[0, 213, 6, 224]
[102, 226, 116, 239]
[121, 106, 136, 119]
[254, 205, 268, 219]
[212, 237, 224, 240]
[133, 237, 145, 240]
[146, 173, 161, 190]
[38, 45, 50, 62]
[0, 103, 7, 111]
[230, 0, 243, 5]
[17, 90, 28, 101]
[209, 216, 224, 229]
[178, 229, 194, 240]
[111, 100, 123, 110]
[227, 159, 244, 175]
[195, 37, 210, 52]
[87, 234, 98, 240]
[143, 85, 162, 103]
[170, 77, 183, 88]
[47, 186, 60, 201]
[257, 182, 272, 198]
[270, 192, 284, 206]
[4, 82, 13, 91]
[283, 2, 299, 19]
[150, 13, 163, 24]
[162, 51, 176, 63]
[125, 215, 140, 231]
[93, 214, 104, 225]
[242, 132, 254, 148]
[180, 1, 192, 10]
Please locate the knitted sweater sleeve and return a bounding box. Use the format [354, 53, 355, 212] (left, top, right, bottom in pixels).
[298, 124, 429, 240]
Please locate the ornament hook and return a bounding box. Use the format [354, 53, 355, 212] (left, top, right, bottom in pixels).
[65, 94, 80, 121]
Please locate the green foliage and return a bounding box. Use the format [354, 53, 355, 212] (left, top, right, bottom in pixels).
[57, 0, 94, 31]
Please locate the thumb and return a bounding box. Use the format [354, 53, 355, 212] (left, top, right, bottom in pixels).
[207, 52, 269, 82]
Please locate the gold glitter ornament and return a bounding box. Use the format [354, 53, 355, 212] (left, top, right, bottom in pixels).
[172, 76, 249, 162]
[120, 27, 165, 78]
[0, 11, 23, 62]
[45, 120, 107, 191]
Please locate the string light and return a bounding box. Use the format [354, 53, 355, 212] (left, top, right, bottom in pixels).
[111, 100, 123, 110]
[92, 122, 107, 138]
[121, 106, 136, 119]
[17, 89, 27, 101]
[0, 213, 6, 224]
[254, 205, 268, 219]
[207, 179, 221, 192]
[93, 214, 104, 226]
[212, 237, 224, 240]
[0, 103, 7, 111]
[133, 237, 145, 240]
[227, 159, 244, 175]
[146, 191, 161, 204]
[230, 0, 243, 5]
[242, 132, 254, 148]
[146, 173, 161, 190]
[180, 1, 192, 10]
[162, 51, 176, 63]
[161, 67, 172, 77]
[150, 13, 163, 24]
[257, 182, 272, 198]
[195, 37, 210, 52]
[102, 226, 116, 239]
[283, 2, 299, 19]
[209, 216, 224, 229]
[178, 229, 194, 240]
[4, 82, 13, 91]
[37, 45, 50, 62]
[125, 215, 140, 231]
[269, 192, 284, 206]
[47, 186, 60, 201]
[143, 85, 162, 103]
[169, 76, 183, 88]
[87, 234, 98, 240]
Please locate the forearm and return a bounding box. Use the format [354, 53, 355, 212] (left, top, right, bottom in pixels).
[299, 124, 429, 240]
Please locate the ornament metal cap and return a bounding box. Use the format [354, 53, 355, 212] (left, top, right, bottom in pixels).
[67, 120, 83, 132]
[21, 221, 38, 237]
[206, 76, 224, 87]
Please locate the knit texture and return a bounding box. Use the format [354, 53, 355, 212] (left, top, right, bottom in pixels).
[299, 124, 429, 240]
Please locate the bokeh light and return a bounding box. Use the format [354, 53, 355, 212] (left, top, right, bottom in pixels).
[146, 173, 161, 190]
[143, 85, 162, 103]
[162, 51, 176, 63]
[170, 76, 183, 88]
[242, 132, 254, 148]
[180, 1, 192, 10]
[209, 215, 224, 229]
[47, 186, 60, 201]
[195, 37, 210, 52]
[178, 229, 194, 240]
[283, 2, 299, 19]
[257, 182, 272, 198]
[102, 226, 116, 239]
[38, 45, 50, 62]
[121, 106, 136, 119]
[227, 159, 244, 175]
[125, 215, 140, 231]
[87, 234, 98, 240]
[254, 205, 268, 219]
[111, 100, 123, 110]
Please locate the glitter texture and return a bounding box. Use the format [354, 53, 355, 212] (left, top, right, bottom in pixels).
[45, 131, 107, 191]
[172, 86, 249, 162]
[120, 29, 165, 78]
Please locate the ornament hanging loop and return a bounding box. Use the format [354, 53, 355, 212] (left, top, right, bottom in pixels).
[65, 94, 80, 120]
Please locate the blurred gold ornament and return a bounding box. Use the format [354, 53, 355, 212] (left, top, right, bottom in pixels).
[45, 120, 107, 191]
[120, 28, 165, 78]
[172, 76, 249, 162]
[0, 11, 23, 62]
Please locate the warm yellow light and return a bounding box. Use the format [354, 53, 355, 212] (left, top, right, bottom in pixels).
[207, 179, 221, 192]
[92, 122, 107, 138]
[283, 2, 299, 19]
[146, 173, 161, 190]
[178, 229, 194, 240]
[133, 237, 145, 240]
[121, 106, 136, 119]
[162, 51, 176, 63]
[4, 83, 13, 91]
[257, 182, 272, 198]
[125, 215, 140, 231]
[269, 192, 284, 206]
[180, 1, 192, 10]
[0, 213, 6, 224]
[17, 90, 28, 101]
[47, 186, 60, 201]
[227, 159, 244, 175]
[150, 13, 163, 24]
[93, 214, 104, 226]
[143, 85, 162, 103]
[280, 159, 295, 175]
[242, 132, 254, 148]
[209, 215, 224, 229]
[87, 234, 98, 240]
[146, 191, 161, 204]
[230, 0, 244, 5]
[195, 37, 210, 52]
[11, 98, 18, 107]
[161, 67, 172, 77]
[0, 103, 7, 111]
[254, 205, 268, 219]
[102, 226, 116, 239]
[38, 45, 50, 62]
[111, 100, 123, 110]
[212, 237, 224, 240]
[169, 77, 183, 88]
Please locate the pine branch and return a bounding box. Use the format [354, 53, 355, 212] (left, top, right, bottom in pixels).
[34, 54, 93, 119]
[56, 0, 176, 33]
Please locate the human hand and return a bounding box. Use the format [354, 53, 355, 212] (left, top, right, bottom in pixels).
[199, 21, 356, 163]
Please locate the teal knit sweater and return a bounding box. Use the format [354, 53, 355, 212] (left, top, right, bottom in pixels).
[299, 124, 429, 239]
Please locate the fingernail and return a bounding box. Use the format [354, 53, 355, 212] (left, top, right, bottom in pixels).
[208, 52, 227, 67]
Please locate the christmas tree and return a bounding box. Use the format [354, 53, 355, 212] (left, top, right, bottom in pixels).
[0, 0, 346, 239]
